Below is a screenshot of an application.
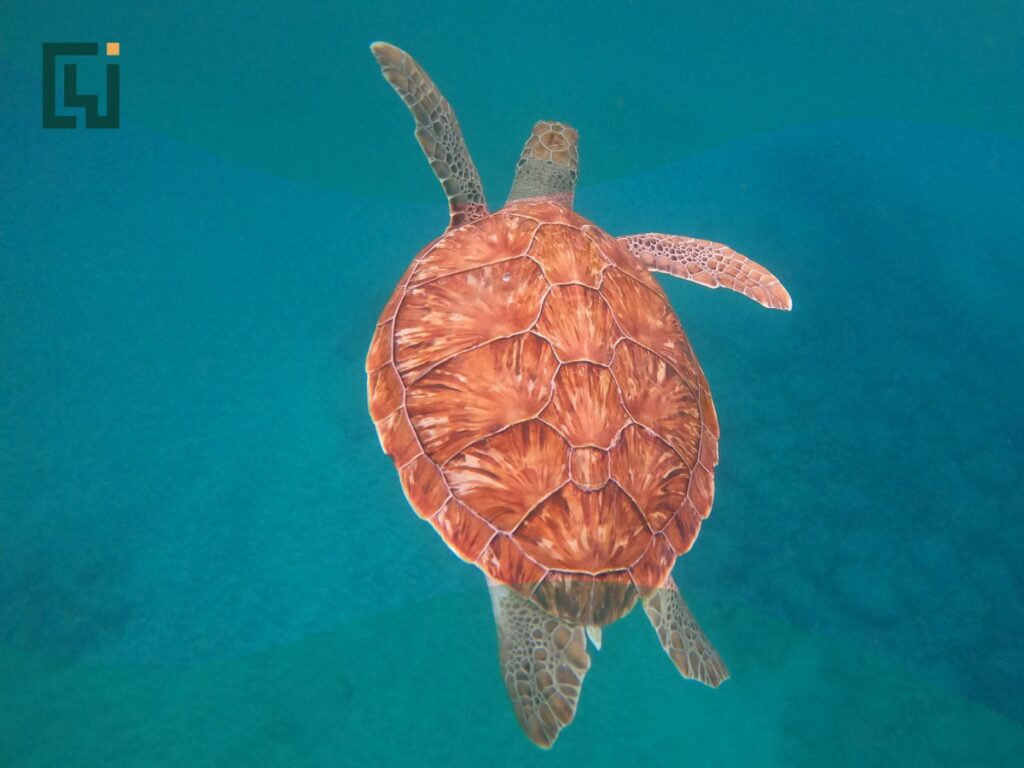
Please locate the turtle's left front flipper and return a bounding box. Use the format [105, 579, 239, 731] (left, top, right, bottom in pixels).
[371, 42, 488, 229]
[619, 233, 792, 310]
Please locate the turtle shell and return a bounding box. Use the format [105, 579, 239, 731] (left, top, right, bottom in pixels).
[366, 198, 719, 626]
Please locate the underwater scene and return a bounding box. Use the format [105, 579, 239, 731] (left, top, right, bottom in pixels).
[2, 1, 1023, 765]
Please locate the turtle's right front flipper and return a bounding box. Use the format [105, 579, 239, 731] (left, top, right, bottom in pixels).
[619, 233, 792, 310]
[371, 42, 488, 229]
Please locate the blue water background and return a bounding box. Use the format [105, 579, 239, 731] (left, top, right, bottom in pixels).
[2, 2, 1023, 765]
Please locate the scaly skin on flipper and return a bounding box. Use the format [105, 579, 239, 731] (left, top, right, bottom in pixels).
[642, 575, 729, 687]
[619, 233, 792, 310]
[489, 579, 591, 749]
[370, 42, 487, 228]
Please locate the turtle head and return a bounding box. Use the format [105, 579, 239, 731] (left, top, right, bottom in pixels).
[506, 121, 579, 209]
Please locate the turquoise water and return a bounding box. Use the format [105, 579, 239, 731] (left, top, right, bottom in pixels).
[2, 2, 1023, 765]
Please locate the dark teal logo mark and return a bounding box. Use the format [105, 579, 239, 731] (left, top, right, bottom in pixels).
[43, 42, 120, 129]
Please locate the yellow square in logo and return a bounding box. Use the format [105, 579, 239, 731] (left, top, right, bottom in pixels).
[106, 41, 120, 56]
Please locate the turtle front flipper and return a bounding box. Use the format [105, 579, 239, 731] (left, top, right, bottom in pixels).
[618, 233, 792, 310]
[487, 578, 591, 749]
[642, 575, 729, 687]
[370, 42, 487, 229]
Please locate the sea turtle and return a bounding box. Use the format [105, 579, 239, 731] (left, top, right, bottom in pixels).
[366, 42, 791, 748]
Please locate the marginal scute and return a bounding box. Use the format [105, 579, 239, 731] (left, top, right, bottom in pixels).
[541, 363, 629, 449]
[608, 424, 688, 531]
[478, 535, 547, 595]
[582, 224, 648, 280]
[600, 268, 698, 380]
[375, 407, 421, 468]
[377, 256, 420, 325]
[367, 363, 404, 421]
[697, 368, 720, 439]
[394, 256, 547, 383]
[399, 454, 450, 519]
[445, 420, 569, 531]
[535, 285, 620, 364]
[378, 285, 407, 325]
[663, 502, 701, 555]
[528, 223, 608, 287]
[365, 319, 393, 372]
[688, 462, 715, 520]
[406, 334, 558, 463]
[432, 498, 495, 562]
[630, 534, 676, 595]
[515, 483, 650, 573]
[611, 340, 701, 465]
[410, 213, 538, 285]
[699, 430, 718, 470]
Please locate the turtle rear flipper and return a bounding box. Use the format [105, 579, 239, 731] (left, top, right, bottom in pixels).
[643, 576, 729, 687]
[371, 42, 488, 229]
[487, 579, 591, 749]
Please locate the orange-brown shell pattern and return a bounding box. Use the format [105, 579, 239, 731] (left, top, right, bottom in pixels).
[366, 198, 719, 626]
